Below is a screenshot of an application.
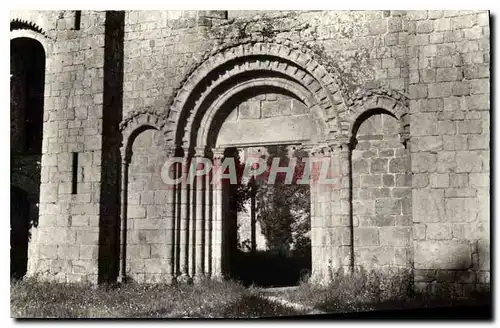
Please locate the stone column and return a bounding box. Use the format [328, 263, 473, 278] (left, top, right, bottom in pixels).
[178, 148, 192, 283]
[118, 148, 130, 283]
[192, 147, 206, 282]
[204, 150, 213, 277]
[165, 146, 177, 284]
[211, 148, 224, 280]
[338, 140, 354, 273]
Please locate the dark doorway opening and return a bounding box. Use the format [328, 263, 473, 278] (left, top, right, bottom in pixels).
[10, 37, 45, 279]
[11, 187, 30, 279]
[224, 145, 311, 287]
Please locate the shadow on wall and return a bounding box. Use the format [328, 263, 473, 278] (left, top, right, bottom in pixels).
[98, 10, 125, 283]
[414, 242, 491, 299]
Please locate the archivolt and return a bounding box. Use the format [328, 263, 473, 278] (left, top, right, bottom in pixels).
[10, 17, 53, 54]
[198, 77, 328, 147]
[167, 39, 349, 148]
[342, 88, 410, 145]
[119, 109, 172, 161]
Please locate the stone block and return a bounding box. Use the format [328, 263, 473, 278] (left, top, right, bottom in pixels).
[436, 151, 457, 173]
[352, 158, 369, 174]
[416, 20, 434, 33]
[361, 175, 382, 187]
[413, 224, 426, 240]
[370, 158, 388, 173]
[455, 151, 483, 172]
[412, 152, 437, 173]
[412, 174, 429, 188]
[435, 18, 451, 31]
[436, 67, 461, 82]
[368, 20, 387, 35]
[428, 82, 452, 98]
[75, 230, 99, 245]
[465, 94, 489, 110]
[39, 245, 58, 260]
[443, 135, 467, 151]
[414, 269, 436, 282]
[375, 198, 401, 215]
[425, 223, 452, 240]
[389, 157, 409, 173]
[354, 246, 395, 267]
[383, 174, 395, 187]
[451, 15, 477, 30]
[457, 120, 482, 134]
[415, 136, 443, 152]
[128, 205, 146, 218]
[411, 113, 438, 136]
[445, 188, 476, 198]
[239, 100, 261, 119]
[415, 240, 471, 269]
[467, 134, 490, 150]
[358, 215, 395, 227]
[469, 173, 489, 188]
[413, 189, 445, 223]
[445, 197, 479, 222]
[371, 188, 391, 198]
[379, 227, 411, 246]
[392, 187, 411, 198]
[57, 245, 80, 260]
[430, 173, 450, 188]
[79, 245, 98, 260]
[449, 173, 469, 187]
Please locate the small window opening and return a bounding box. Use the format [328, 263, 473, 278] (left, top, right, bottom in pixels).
[73, 11, 81, 30]
[72, 152, 79, 194]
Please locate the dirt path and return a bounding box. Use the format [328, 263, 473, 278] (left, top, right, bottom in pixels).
[256, 286, 326, 315]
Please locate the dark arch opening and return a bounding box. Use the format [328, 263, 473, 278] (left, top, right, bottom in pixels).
[10, 37, 45, 279]
[11, 37, 45, 154]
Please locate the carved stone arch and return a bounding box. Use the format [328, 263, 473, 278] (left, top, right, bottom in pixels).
[119, 109, 173, 162]
[10, 10, 60, 35]
[167, 39, 349, 147]
[10, 18, 53, 55]
[342, 88, 410, 147]
[198, 77, 328, 148]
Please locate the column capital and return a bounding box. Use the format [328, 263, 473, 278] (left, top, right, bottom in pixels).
[194, 146, 206, 158]
[165, 145, 177, 158]
[400, 132, 411, 148]
[211, 147, 225, 161]
[120, 146, 132, 164]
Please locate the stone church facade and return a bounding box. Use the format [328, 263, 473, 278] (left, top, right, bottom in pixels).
[10, 10, 490, 294]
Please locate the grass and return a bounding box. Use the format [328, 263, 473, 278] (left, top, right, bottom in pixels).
[265, 267, 491, 314]
[10, 277, 305, 318]
[11, 267, 491, 318]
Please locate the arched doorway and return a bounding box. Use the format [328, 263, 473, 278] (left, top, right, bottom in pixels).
[10, 37, 45, 279]
[166, 41, 350, 285]
[213, 89, 314, 287]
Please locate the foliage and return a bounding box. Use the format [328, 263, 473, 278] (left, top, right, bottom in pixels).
[271, 266, 491, 314]
[10, 277, 304, 318]
[253, 145, 310, 254]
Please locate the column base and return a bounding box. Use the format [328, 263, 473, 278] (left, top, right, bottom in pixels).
[177, 273, 192, 284]
[192, 273, 206, 283]
[165, 274, 177, 285]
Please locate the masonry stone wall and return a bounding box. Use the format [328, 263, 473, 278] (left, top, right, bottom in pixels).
[217, 91, 314, 147]
[126, 129, 171, 283]
[352, 113, 412, 269]
[11, 10, 490, 292]
[13, 10, 110, 283]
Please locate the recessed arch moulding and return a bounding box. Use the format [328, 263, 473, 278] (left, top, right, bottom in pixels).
[119, 40, 410, 284]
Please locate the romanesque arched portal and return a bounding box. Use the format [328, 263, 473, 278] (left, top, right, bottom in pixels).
[118, 40, 410, 285]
